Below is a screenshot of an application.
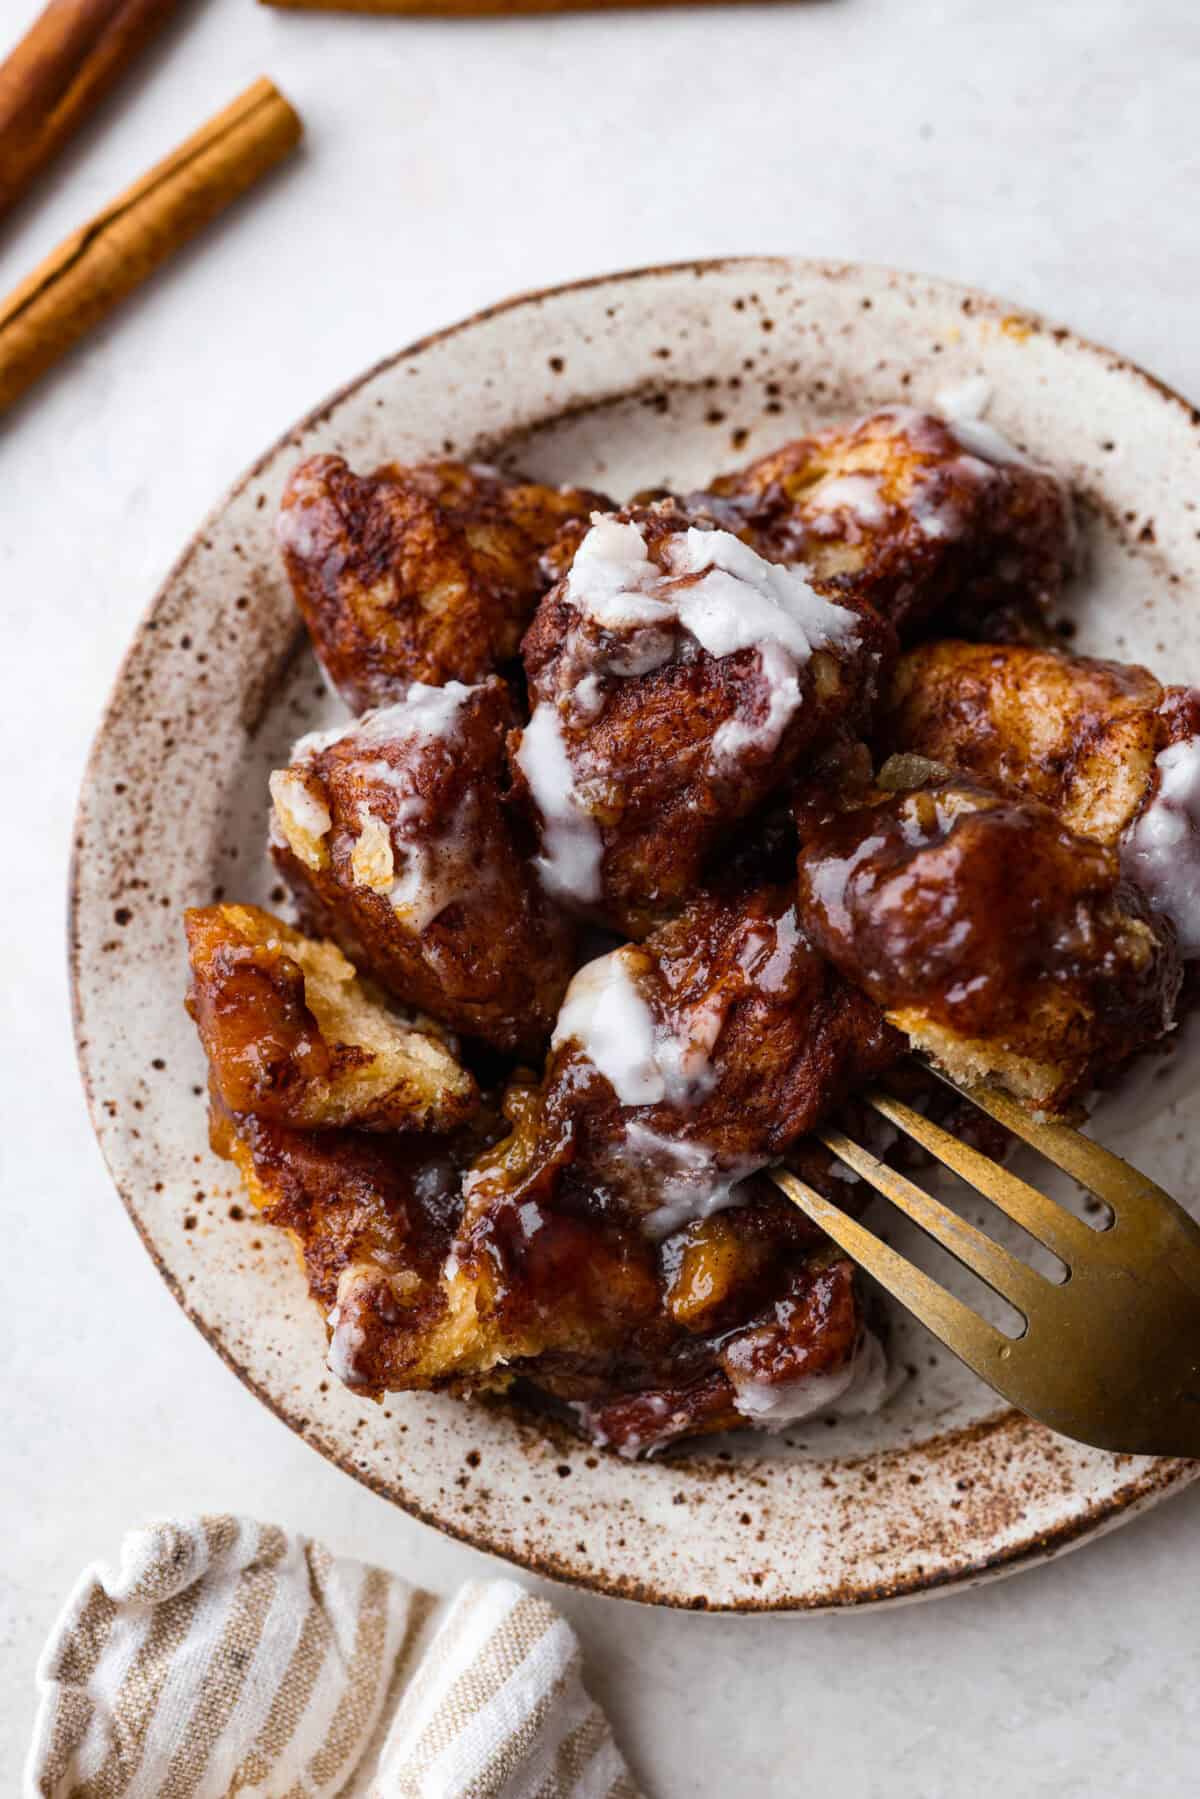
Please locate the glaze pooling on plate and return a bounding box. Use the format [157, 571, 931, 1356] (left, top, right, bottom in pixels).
[71, 259, 1200, 1610]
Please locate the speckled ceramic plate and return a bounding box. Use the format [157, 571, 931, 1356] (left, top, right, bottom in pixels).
[71, 259, 1200, 1610]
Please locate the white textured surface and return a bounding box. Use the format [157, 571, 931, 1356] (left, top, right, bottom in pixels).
[3, 0, 1200, 1792]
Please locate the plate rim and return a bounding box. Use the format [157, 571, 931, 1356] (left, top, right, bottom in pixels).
[69, 254, 1200, 1611]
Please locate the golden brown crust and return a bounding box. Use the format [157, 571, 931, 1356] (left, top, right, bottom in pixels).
[704, 407, 1076, 642]
[514, 501, 893, 936]
[795, 769, 1181, 1113]
[277, 455, 610, 708]
[184, 904, 477, 1131]
[882, 639, 1193, 845]
[268, 677, 576, 1054]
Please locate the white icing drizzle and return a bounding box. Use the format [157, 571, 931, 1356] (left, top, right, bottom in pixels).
[933, 374, 1027, 467]
[552, 949, 661, 1104]
[525, 518, 867, 905]
[662, 526, 860, 661]
[571, 1330, 894, 1455]
[627, 1125, 759, 1240]
[934, 375, 994, 421]
[564, 514, 862, 663]
[709, 638, 801, 770]
[567, 1394, 691, 1461]
[291, 681, 479, 765]
[565, 516, 667, 626]
[551, 946, 725, 1110]
[857, 401, 1051, 544]
[286, 683, 486, 932]
[354, 680, 477, 747]
[392, 800, 479, 931]
[804, 472, 889, 528]
[727, 1329, 892, 1428]
[275, 481, 327, 563]
[290, 720, 357, 762]
[337, 747, 478, 932]
[943, 413, 1029, 468]
[554, 934, 806, 1235]
[325, 1284, 368, 1388]
[1121, 733, 1200, 957]
[874, 399, 1029, 470]
[515, 704, 604, 904]
[558, 515, 861, 786]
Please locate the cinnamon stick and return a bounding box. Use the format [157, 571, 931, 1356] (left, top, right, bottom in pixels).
[0, 77, 301, 414]
[261, 0, 765, 11]
[0, 0, 182, 221]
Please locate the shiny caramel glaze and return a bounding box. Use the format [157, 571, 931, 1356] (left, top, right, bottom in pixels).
[795, 769, 1181, 1114]
[883, 639, 1200, 845]
[460, 883, 900, 1239]
[277, 456, 611, 708]
[702, 407, 1076, 642]
[205, 881, 895, 1450]
[546, 1244, 865, 1456]
[269, 677, 576, 1055]
[185, 904, 477, 1132]
[515, 500, 893, 937]
[213, 1083, 868, 1454]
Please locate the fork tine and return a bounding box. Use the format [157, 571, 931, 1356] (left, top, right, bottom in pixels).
[818, 1129, 1045, 1317]
[770, 1168, 1015, 1387]
[865, 1089, 1091, 1265]
[946, 1079, 1200, 1247]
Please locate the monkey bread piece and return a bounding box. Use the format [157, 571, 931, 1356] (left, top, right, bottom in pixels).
[884, 641, 1200, 957]
[795, 765, 1182, 1116]
[208, 1097, 500, 1394]
[184, 904, 477, 1132]
[705, 406, 1076, 643]
[457, 1101, 887, 1455]
[529, 1230, 886, 1458]
[561, 1237, 888, 1457]
[461, 883, 902, 1243]
[512, 502, 893, 937]
[268, 676, 576, 1055]
[276, 455, 611, 709]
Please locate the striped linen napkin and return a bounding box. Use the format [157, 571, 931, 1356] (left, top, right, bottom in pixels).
[25, 1514, 640, 1799]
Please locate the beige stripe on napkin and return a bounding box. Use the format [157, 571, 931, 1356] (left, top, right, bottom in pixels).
[26, 1514, 639, 1799]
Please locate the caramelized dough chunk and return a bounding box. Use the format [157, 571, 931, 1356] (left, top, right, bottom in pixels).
[883, 642, 1200, 956]
[704, 406, 1076, 642]
[219, 1085, 878, 1452]
[513, 502, 892, 936]
[277, 455, 611, 708]
[185, 904, 476, 1132]
[883, 640, 1167, 840]
[462, 883, 901, 1241]
[796, 767, 1181, 1114]
[269, 677, 576, 1054]
[209, 1097, 498, 1393]
[544, 1234, 878, 1457]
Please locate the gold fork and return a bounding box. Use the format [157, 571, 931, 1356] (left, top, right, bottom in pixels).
[771, 1077, 1200, 1458]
